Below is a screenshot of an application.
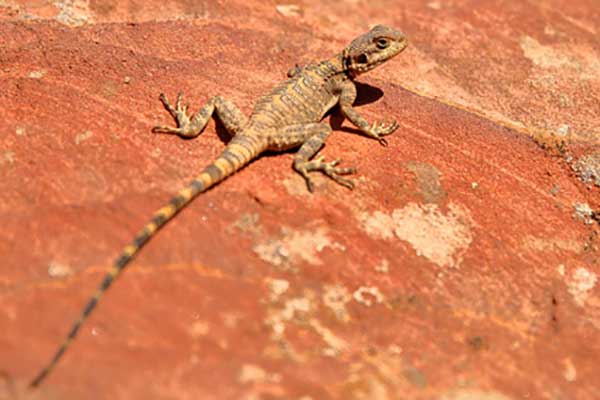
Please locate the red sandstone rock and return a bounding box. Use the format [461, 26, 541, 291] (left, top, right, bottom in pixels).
[0, 1, 598, 399]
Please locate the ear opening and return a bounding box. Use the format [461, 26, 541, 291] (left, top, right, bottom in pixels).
[357, 54, 368, 64]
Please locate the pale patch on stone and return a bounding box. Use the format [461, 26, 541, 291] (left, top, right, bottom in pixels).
[0, 151, 15, 166]
[359, 211, 395, 240]
[188, 320, 209, 338]
[281, 297, 311, 320]
[253, 227, 336, 267]
[573, 202, 595, 225]
[563, 357, 577, 382]
[265, 291, 346, 357]
[388, 344, 402, 355]
[28, 70, 46, 79]
[556, 123, 570, 136]
[238, 364, 267, 384]
[15, 127, 26, 136]
[266, 296, 313, 340]
[48, 261, 73, 278]
[322, 284, 351, 322]
[150, 147, 162, 158]
[238, 364, 281, 384]
[572, 152, 600, 187]
[520, 36, 573, 69]
[233, 213, 262, 235]
[375, 259, 389, 273]
[266, 278, 290, 301]
[522, 235, 583, 254]
[254, 241, 288, 267]
[360, 203, 474, 268]
[353, 286, 384, 307]
[557, 264, 565, 276]
[567, 267, 597, 307]
[544, 25, 559, 36]
[275, 4, 302, 17]
[74, 130, 93, 145]
[309, 318, 347, 356]
[520, 35, 600, 79]
[393, 203, 473, 268]
[55, 0, 92, 27]
[427, 1, 442, 10]
[440, 389, 513, 400]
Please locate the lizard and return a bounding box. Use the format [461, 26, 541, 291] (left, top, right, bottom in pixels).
[30, 24, 408, 387]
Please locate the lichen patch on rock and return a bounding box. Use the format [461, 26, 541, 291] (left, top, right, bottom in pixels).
[359, 202, 474, 268]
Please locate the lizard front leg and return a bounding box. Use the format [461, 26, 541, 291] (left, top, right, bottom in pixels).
[153, 93, 248, 138]
[279, 123, 356, 192]
[337, 80, 399, 146]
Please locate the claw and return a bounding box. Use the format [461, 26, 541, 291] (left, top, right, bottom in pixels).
[366, 118, 398, 143]
[320, 159, 356, 190]
[335, 167, 356, 175]
[323, 169, 355, 189]
[154, 92, 204, 138]
[340, 178, 355, 189]
[294, 156, 357, 192]
[335, 176, 355, 189]
[159, 93, 177, 117]
[152, 125, 180, 134]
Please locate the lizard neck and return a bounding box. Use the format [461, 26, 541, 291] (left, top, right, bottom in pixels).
[328, 54, 345, 72]
[318, 55, 349, 81]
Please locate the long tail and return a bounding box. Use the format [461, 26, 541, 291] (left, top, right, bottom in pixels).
[30, 135, 264, 387]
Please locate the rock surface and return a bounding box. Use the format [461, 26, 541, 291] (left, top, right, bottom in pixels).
[0, 1, 598, 399]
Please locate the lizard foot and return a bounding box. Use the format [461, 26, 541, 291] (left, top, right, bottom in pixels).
[367, 120, 399, 146]
[152, 93, 200, 138]
[294, 156, 356, 192]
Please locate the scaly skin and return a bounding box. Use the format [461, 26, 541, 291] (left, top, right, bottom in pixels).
[30, 25, 408, 387]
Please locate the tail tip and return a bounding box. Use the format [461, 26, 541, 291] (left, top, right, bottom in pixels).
[28, 370, 47, 389]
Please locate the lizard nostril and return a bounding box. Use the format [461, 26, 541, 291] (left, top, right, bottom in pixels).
[357, 54, 368, 64]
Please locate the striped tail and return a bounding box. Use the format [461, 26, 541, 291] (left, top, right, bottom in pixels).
[30, 136, 263, 387]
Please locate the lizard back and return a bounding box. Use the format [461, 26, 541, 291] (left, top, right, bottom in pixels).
[248, 59, 344, 130]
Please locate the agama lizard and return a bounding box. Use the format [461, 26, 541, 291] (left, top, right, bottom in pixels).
[30, 25, 408, 386]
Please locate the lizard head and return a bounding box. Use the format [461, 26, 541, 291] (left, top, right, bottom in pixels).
[343, 25, 408, 76]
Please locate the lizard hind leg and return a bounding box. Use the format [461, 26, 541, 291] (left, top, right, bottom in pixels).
[286, 123, 356, 192]
[153, 93, 248, 139]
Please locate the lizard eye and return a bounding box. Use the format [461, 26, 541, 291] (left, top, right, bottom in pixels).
[376, 38, 389, 49]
